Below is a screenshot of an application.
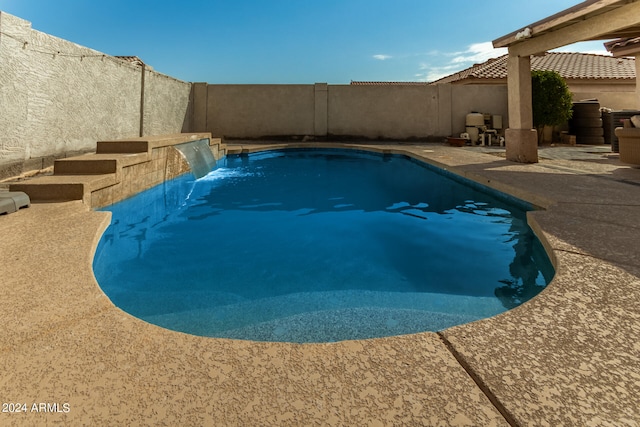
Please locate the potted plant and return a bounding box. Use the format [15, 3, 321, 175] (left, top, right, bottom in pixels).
[531, 70, 573, 144]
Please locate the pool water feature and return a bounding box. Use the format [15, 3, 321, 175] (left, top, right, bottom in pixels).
[93, 149, 555, 343]
[175, 138, 217, 179]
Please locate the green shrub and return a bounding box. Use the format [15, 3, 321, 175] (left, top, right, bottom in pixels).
[531, 70, 573, 143]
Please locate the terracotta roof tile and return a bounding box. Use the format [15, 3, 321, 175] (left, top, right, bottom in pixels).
[429, 52, 635, 84]
[350, 81, 429, 86]
[605, 37, 640, 57]
[351, 53, 635, 86]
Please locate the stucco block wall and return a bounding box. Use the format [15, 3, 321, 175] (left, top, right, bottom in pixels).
[206, 85, 315, 138]
[199, 83, 509, 140]
[327, 85, 442, 139]
[142, 71, 192, 136]
[0, 12, 191, 179]
[451, 85, 509, 135]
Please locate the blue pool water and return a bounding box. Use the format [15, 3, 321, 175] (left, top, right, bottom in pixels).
[93, 149, 554, 343]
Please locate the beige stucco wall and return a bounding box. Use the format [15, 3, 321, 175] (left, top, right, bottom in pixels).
[200, 83, 509, 140]
[142, 70, 192, 135]
[568, 82, 637, 110]
[206, 84, 315, 138]
[327, 85, 441, 139]
[450, 85, 509, 135]
[0, 12, 191, 179]
[450, 80, 636, 111]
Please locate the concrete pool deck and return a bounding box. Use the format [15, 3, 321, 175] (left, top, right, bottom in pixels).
[1, 142, 639, 426]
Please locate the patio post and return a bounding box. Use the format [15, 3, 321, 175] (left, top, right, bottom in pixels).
[505, 53, 538, 163]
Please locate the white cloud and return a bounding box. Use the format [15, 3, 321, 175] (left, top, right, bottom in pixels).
[415, 41, 507, 82]
[450, 42, 507, 65]
[415, 63, 463, 82]
[373, 54, 392, 61]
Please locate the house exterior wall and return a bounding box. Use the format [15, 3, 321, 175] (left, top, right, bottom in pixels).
[449, 79, 636, 110]
[567, 81, 637, 109]
[0, 12, 191, 179]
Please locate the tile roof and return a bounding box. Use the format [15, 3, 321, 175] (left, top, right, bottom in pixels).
[605, 37, 640, 57]
[430, 52, 635, 84]
[350, 81, 429, 86]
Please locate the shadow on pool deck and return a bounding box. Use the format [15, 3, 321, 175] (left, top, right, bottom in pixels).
[1, 142, 639, 426]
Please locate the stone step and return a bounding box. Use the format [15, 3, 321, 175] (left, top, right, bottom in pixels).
[97, 134, 221, 154]
[53, 153, 148, 175]
[9, 133, 222, 206]
[10, 174, 118, 203]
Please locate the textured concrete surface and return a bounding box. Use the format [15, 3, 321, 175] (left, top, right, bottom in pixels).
[1, 142, 639, 426]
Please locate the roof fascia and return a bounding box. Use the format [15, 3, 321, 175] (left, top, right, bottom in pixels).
[493, 0, 629, 48]
[504, 1, 640, 57]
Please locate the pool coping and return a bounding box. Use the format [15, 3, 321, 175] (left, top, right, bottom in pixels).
[1, 141, 639, 426]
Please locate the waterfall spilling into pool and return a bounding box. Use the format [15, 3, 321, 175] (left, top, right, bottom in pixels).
[93, 148, 555, 343]
[175, 138, 217, 179]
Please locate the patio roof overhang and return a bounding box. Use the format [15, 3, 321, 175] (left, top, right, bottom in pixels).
[493, 0, 640, 56]
[491, 0, 640, 163]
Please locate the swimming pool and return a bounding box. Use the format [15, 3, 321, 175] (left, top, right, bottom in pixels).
[93, 148, 554, 343]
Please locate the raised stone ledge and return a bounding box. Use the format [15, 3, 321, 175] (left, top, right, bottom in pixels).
[97, 133, 214, 154]
[10, 133, 223, 207]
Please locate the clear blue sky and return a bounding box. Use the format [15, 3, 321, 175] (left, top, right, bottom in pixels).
[0, 0, 610, 84]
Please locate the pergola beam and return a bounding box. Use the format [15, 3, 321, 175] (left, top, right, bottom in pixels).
[507, 1, 640, 57]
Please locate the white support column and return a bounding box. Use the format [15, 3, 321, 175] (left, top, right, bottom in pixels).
[505, 53, 538, 163]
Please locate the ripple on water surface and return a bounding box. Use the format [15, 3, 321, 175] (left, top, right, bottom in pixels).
[93, 149, 554, 342]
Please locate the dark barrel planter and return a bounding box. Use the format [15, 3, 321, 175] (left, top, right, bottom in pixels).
[570, 101, 604, 145]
